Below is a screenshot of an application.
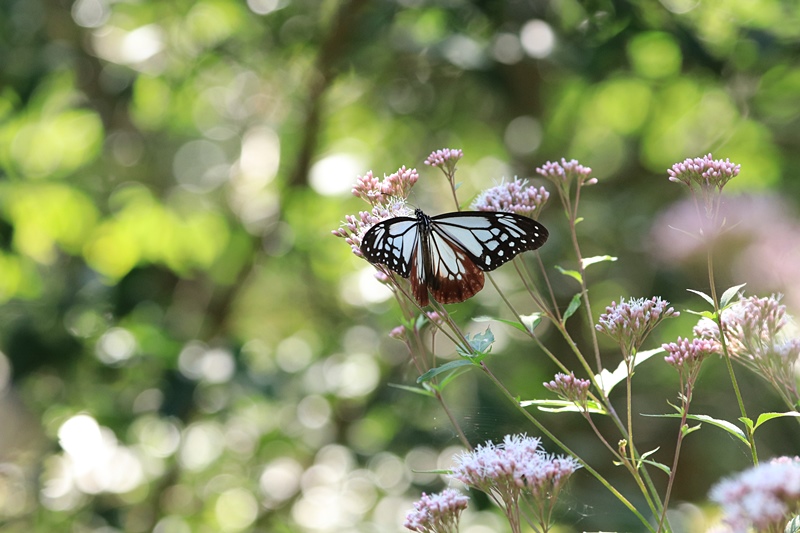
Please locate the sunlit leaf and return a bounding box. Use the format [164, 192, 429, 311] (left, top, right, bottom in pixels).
[581, 255, 618, 269]
[754, 411, 800, 429]
[687, 288, 715, 307]
[417, 360, 474, 384]
[562, 293, 582, 324]
[595, 348, 663, 395]
[720, 283, 747, 308]
[556, 265, 582, 284]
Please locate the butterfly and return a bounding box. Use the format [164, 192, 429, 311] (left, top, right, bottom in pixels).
[360, 209, 548, 306]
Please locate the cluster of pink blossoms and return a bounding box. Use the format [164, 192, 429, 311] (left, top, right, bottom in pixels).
[667, 153, 740, 190]
[424, 148, 463, 170]
[536, 158, 596, 187]
[450, 434, 580, 529]
[544, 371, 591, 409]
[351, 166, 419, 206]
[471, 177, 549, 218]
[710, 456, 800, 532]
[662, 336, 720, 369]
[403, 489, 469, 533]
[694, 294, 800, 404]
[596, 297, 679, 358]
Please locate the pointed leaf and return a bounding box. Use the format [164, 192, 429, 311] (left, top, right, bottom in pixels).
[595, 348, 663, 395]
[387, 383, 436, 398]
[682, 423, 702, 437]
[687, 289, 715, 307]
[643, 413, 749, 445]
[417, 360, 474, 384]
[685, 309, 717, 319]
[555, 265, 582, 284]
[739, 417, 754, 432]
[468, 327, 494, 353]
[474, 314, 542, 334]
[581, 255, 618, 269]
[720, 283, 746, 309]
[521, 399, 607, 415]
[640, 459, 671, 475]
[640, 447, 660, 461]
[562, 293, 582, 324]
[754, 411, 800, 430]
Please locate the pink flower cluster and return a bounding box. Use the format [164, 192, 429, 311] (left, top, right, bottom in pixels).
[695, 294, 800, 404]
[544, 372, 591, 409]
[471, 178, 550, 218]
[352, 166, 419, 206]
[662, 337, 720, 368]
[668, 153, 740, 190]
[710, 456, 800, 532]
[424, 148, 463, 169]
[451, 434, 580, 515]
[536, 159, 596, 186]
[404, 489, 469, 533]
[596, 297, 679, 359]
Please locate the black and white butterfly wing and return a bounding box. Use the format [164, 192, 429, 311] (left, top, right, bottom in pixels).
[359, 216, 419, 278]
[422, 227, 486, 305]
[360, 210, 548, 306]
[430, 211, 549, 271]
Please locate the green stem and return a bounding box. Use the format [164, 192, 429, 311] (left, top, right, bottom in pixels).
[707, 248, 759, 465]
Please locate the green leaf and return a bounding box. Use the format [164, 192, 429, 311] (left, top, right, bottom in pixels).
[739, 417, 754, 432]
[682, 423, 702, 437]
[474, 313, 542, 334]
[754, 411, 800, 429]
[684, 309, 717, 319]
[575, 217, 584, 225]
[640, 458, 671, 475]
[562, 293, 582, 324]
[720, 283, 746, 309]
[555, 265, 582, 284]
[417, 360, 474, 384]
[785, 515, 800, 533]
[687, 288, 715, 307]
[640, 447, 659, 460]
[581, 255, 618, 269]
[462, 327, 494, 355]
[387, 383, 436, 398]
[595, 348, 663, 395]
[521, 398, 607, 414]
[644, 413, 749, 445]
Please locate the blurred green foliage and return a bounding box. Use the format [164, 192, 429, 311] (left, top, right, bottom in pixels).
[1, 0, 799, 531]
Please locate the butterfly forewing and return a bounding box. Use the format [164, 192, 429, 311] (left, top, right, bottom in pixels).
[360, 216, 418, 277]
[430, 212, 548, 270]
[359, 209, 548, 305]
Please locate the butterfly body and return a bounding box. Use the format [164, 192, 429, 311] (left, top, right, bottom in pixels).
[361, 209, 548, 305]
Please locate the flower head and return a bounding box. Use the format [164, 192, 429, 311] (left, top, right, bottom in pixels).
[662, 336, 720, 395]
[715, 294, 800, 405]
[471, 177, 550, 218]
[709, 457, 800, 533]
[544, 372, 591, 410]
[424, 148, 463, 174]
[404, 489, 469, 533]
[667, 154, 740, 190]
[596, 297, 679, 359]
[352, 167, 419, 206]
[536, 159, 596, 188]
[667, 154, 740, 224]
[451, 434, 580, 531]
